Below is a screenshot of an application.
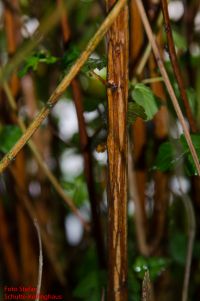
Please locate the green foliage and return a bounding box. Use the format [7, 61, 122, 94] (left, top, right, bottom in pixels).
[172, 30, 187, 51]
[169, 232, 187, 265]
[0, 125, 22, 154]
[73, 270, 106, 300]
[62, 46, 80, 72]
[128, 269, 141, 301]
[131, 83, 159, 121]
[62, 46, 107, 73]
[154, 142, 174, 172]
[133, 256, 170, 281]
[61, 175, 89, 207]
[127, 102, 147, 125]
[73, 245, 106, 301]
[180, 134, 200, 175]
[18, 50, 58, 77]
[83, 96, 101, 112]
[83, 56, 107, 72]
[154, 134, 200, 175]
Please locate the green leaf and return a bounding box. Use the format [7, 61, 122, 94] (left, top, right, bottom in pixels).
[180, 134, 200, 152]
[19, 51, 58, 77]
[62, 46, 107, 74]
[131, 84, 159, 120]
[180, 134, 200, 175]
[172, 30, 187, 51]
[0, 125, 22, 154]
[133, 256, 169, 281]
[154, 142, 174, 172]
[62, 46, 80, 71]
[83, 56, 107, 72]
[127, 102, 147, 125]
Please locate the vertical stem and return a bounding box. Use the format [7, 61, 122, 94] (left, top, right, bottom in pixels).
[58, 0, 106, 268]
[106, 1, 129, 300]
[71, 80, 106, 268]
[161, 0, 197, 133]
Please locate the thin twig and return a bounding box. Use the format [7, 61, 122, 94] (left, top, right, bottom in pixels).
[11, 169, 66, 285]
[34, 218, 43, 301]
[142, 76, 163, 84]
[3, 81, 89, 231]
[89, 69, 107, 86]
[0, 0, 127, 174]
[177, 180, 196, 301]
[135, 0, 200, 176]
[161, 0, 197, 133]
[135, 12, 163, 76]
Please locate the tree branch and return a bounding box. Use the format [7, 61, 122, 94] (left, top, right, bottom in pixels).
[106, 0, 129, 299]
[0, 0, 127, 174]
[161, 0, 197, 133]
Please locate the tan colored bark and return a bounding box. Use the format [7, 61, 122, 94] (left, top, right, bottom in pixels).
[106, 1, 129, 300]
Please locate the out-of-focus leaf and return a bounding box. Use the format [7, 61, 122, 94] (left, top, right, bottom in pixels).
[186, 88, 197, 114]
[61, 175, 88, 206]
[172, 30, 187, 51]
[82, 56, 107, 72]
[83, 97, 101, 112]
[0, 125, 22, 154]
[131, 84, 159, 120]
[128, 102, 147, 125]
[73, 270, 106, 300]
[180, 134, 200, 175]
[133, 256, 169, 281]
[154, 142, 174, 172]
[62, 46, 80, 71]
[63, 46, 106, 74]
[19, 51, 58, 77]
[169, 232, 187, 265]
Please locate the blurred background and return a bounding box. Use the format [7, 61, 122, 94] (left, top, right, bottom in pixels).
[0, 0, 200, 300]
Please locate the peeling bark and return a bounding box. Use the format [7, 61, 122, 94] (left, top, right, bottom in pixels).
[106, 1, 129, 300]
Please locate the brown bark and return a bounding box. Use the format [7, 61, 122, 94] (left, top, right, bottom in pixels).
[106, 1, 129, 300]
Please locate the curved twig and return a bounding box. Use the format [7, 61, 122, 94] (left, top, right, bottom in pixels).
[177, 180, 196, 301]
[34, 219, 43, 301]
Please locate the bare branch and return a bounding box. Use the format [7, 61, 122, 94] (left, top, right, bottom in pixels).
[161, 0, 197, 133]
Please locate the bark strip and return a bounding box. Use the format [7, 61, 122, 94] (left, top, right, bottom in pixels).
[106, 1, 129, 300]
